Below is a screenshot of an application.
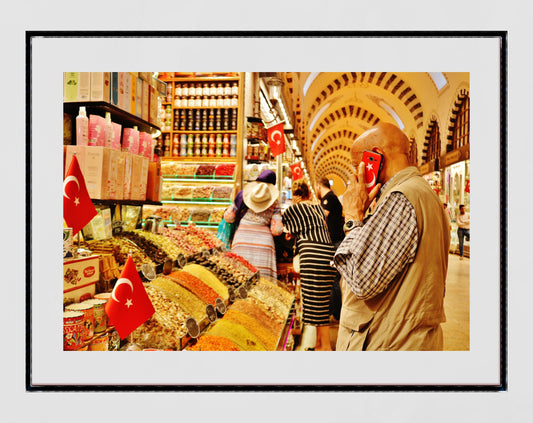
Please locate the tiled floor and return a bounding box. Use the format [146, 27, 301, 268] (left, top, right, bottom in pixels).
[295, 254, 470, 351]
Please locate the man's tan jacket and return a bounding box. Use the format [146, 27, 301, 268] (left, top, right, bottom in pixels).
[336, 167, 450, 351]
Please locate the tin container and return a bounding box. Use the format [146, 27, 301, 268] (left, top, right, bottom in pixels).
[82, 298, 108, 333]
[63, 310, 85, 350]
[65, 302, 95, 340]
[94, 292, 112, 302]
[88, 333, 109, 351]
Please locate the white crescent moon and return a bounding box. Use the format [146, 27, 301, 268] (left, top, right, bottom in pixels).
[63, 176, 80, 200]
[112, 278, 134, 303]
[271, 130, 282, 144]
[365, 173, 376, 189]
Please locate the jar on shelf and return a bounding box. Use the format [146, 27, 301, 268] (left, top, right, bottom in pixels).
[230, 134, 237, 157]
[175, 83, 182, 97]
[166, 84, 173, 103]
[179, 109, 187, 130]
[187, 109, 194, 131]
[201, 134, 208, 157]
[180, 134, 187, 157]
[208, 109, 215, 130]
[201, 109, 208, 131]
[194, 134, 202, 157]
[182, 83, 189, 98]
[224, 82, 231, 96]
[209, 96, 217, 108]
[215, 109, 222, 130]
[215, 134, 223, 157]
[216, 83, 224, 96]
[208, 134, 216, 157]
[230, 108, 238, 130]
[172, 134, 179, 156]
[222, 134, 230, 157]
[201, 96, 210, 107]
[231, 82, 238, 96]
[209, 82, 217, 96]
[187, 134, 194, 157]
[231, 95, 238, 107]
[189, 83, 196, 97]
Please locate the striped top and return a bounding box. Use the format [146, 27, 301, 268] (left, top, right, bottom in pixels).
[282, 202, 332, 245]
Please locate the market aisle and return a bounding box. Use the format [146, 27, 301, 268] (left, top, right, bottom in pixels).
[295, 253, 470, 351]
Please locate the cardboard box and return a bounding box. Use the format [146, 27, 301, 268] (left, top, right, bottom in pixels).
[63, 255, 99, 304]
[115, 152, 126, 199]
[84, 146, 122, 199]
[130, 154, 149, 201]
[146, 161, 162, 202]
[90, 72, 111, 102]
[141, 79, 149, 122]
[63, 72, 90, 102]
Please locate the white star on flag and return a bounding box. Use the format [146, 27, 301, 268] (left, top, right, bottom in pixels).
[125, 299, 133, 308]
[74, 197, 80, 206]
[366, 163, 373, 171]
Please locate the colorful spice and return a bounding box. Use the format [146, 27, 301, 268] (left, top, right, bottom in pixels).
[206, 319, 267, 351]
[151, 277, 207, 321]
[182, 264, 229, 300]
[187, 335, 241, 351]
[223, 309, 277, 350]
[168, 270, 219, 304]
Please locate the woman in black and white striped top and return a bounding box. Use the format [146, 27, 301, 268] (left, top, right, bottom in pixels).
[282, 180, 337, 351]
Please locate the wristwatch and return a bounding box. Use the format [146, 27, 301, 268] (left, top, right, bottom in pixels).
[343, 219, 361, 233]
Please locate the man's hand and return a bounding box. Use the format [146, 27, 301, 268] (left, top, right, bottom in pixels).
[343, 162, 381, 221]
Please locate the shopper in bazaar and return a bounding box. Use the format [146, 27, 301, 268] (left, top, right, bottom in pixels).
[456, 204, 470, 260]
[282, 180, 337, 351]
[224, 169, 284, 282]
[333, 122, 450, 351]
[315, 176, 345, 322]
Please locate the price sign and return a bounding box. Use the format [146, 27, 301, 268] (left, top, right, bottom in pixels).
[206, 304, 217, 322]
[140, 264, 156, 281]
[186, 317, 200, 338]
[215, 298, 227, 315]
[238, 286, 248, 299]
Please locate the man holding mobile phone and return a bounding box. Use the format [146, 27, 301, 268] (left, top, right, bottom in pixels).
[333, 122, 450, 351]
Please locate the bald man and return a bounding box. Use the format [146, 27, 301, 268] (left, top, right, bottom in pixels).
[333, 123, 450, 350]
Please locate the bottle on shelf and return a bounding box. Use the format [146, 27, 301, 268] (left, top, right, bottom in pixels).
[164, 134, 171, 157]
[201, 134, 208, 157]
[230, 134, 237, 157]
[222, 134, 230, 158]
[215, 134, 222, 157]
[75, 106, 88, 146]
[208, 109, 215, 131]
[166, 83, 173, 103]
[194, 109, 201, 131]
[194, 134, 201, 157]
[180, 134, 187, 157]
[179, 109, 187, 130]
[215, 109, 222, 130]
[208, 134, 215, 157]
[230, 108, 238, 130]
[187, 134, 194, 157]
[172, 134, 179, 156]
[222, 108, 229, 130]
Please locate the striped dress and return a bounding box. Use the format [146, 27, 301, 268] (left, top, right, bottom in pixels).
[282, 202, 336, 326]
[224, 202, 283, 282]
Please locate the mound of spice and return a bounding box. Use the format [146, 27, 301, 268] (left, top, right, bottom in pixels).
[206, 319, 267, 351]
[187, 335, 241, 351]
[222, 309, 278, 350]
[182, 264, 229, 300]
[168, 270, 219, 305]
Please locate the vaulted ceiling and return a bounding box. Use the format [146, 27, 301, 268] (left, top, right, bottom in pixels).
[280, 71, 469, 195]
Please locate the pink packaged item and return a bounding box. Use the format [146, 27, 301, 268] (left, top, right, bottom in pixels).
[122, 127, 139, 155]
[89, 115, 106, 147]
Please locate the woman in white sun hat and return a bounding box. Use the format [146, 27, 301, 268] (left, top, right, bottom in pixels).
[223, 169, 283, 282]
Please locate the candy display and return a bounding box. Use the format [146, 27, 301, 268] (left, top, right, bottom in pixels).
[192, 252, 256, 289]
[212, 186, 233, 199]
[190, 208, 211, 222]
[130, 283, 189, 350]
[214, 163, 236, 177]
[121, 230, 187, 263]
[209, 208, 225, 223]
[248, 278, 294, 319]
[195, 164, 216, 176]
[192, 185, 214, 199]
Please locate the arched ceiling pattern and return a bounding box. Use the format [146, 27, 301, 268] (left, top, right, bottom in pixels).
[290, 72, 447, 191]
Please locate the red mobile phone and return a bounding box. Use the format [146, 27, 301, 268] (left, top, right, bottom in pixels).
[361, 150, 384, 193]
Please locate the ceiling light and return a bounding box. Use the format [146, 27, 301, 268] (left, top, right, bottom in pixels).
[267, 76, 283, 106]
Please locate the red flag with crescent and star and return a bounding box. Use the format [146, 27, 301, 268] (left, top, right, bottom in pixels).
[290, 162, 304, 181]
[267, 122, 286, 157]
[105, 255, 155, 339]
[63, 155, 97, 235]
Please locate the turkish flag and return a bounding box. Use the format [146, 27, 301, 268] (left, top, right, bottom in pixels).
[290, 162, 304, 180]
[63, 155, 97, 235]
[105, 256, 155, 339]
[465, 179, 470, 193]
[267, 122, 286, 157]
